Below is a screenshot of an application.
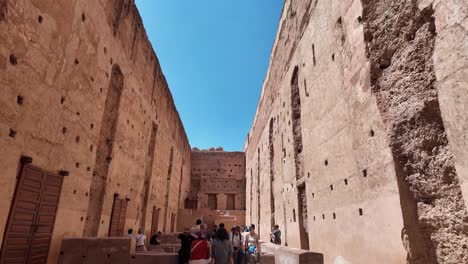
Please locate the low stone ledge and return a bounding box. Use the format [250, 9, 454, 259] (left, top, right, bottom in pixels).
[58, 237, 131, 264]
[148, 243, 181, 253]
[260, 242, 324, 264]
[130, 252, 178, 264]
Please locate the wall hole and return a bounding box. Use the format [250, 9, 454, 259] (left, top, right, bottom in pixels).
[104, 47, 107, 54]
[307, 172, 310, 178]
[100, 88, 103, 93]
[61, 96, 65, 104]
[359, 208, 363, 216]
[9, 54, 17, 65]
[90, 77, 94, 82]
[370, 129, 375, 137]
[90, 145, 93, 151]
[357, 16, 362, 23]
[330, 185, 333, 191]
[324, 160, 328, 166]
[80, 217, 84, 221]
[312, 44, 316, 66]
[293, 209, 296, 222]
[75, 162, 80, 168]
[73, 190, 77, 194]
[74, 58, 79, 65]
[344, 179, 348, 185]
[76, 112, 80, 116]
[362, 169, 367, 177]
[17, 96, 23, 105]
[87, 167, 91, 171]
[332, 53, 335, 61]
[312, 193, 315, 198]
[322, 214, 325, 220]
[38, 15, 43, 23]
[313, 216, 316, 221]
[9, 129, 16, 138]
[75, 136, 80, 143]
[81, 13, 86, 22]
[333, 213, 336, 219]
[62, 127, 67, 134]
[85, 192, 88, 197]
[90, 124, 94, 129]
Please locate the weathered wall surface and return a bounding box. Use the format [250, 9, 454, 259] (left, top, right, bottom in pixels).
[187, 149, 246, 211]
[0, 0, 191, 263]
[176, 208, 246, 232]
[245, 0, 468, 264]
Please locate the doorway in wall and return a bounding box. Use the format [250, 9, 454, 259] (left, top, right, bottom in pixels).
[226, 194, 235, 210]
[150, 207, 159, 235]
[1, 164, 64, 264]
[207, 194, 217, 210]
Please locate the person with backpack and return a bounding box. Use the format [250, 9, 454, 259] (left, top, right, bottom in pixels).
[135, 228, 147, 251]
[230, 226, 244, 264]
[189, 230, 211, 264]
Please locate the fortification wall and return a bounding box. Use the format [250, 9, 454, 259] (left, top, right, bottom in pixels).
[188, 150, 246, 211]
[0, 0, 191, 263]
[245, 0, 468, 264]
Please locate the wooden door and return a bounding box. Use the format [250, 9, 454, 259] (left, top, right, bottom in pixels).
[226, 194, 235, 210]
[108, 196, 128, 237]
[0, 164, 64, 264]
[150, 207, 159, 235]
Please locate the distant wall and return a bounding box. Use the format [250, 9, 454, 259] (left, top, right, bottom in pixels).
[187, 150, 246, 210]
[0, 0, 191, 263]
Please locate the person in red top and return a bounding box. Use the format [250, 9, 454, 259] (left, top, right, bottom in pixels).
[189, 228, 211, 264]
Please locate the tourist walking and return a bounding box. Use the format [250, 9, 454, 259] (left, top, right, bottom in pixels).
[189, 230, 211, 264]
[135, 228, 147, 251]
[191, 219, 202, 234]
[211, 227, 234, 264]
[179, 227, 197, 264]
[244, 225, 259, 264]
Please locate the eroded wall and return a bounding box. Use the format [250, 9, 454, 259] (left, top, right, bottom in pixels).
[245, 0, 468, 264]
[0, 0, 191, 263]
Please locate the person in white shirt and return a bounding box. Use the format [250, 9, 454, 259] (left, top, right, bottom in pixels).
[230, 226, 244, 264]
[191, 219, 202, 234]
[135, 228, 147, 251]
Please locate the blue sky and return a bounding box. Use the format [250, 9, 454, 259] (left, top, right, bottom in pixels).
[135, 1, 283, 151]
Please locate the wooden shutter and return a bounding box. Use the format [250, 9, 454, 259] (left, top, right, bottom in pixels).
[1, 164, 64, 264]
[108, 196, 128, 237]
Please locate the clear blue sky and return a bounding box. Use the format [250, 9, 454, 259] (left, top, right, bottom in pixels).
[135, 1, 283, 151]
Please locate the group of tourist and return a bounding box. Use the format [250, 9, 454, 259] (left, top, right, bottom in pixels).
[124, 221, 282, 264]
[126, 228, 161, 252]
[178, 220, 261, 264]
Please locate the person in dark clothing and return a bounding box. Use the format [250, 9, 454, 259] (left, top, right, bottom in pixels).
[211, 227, 233, 264]
[178, 227, 197, 264]
[150, 233, 161, 245]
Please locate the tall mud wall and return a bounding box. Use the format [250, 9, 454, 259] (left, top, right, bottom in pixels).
[188, 150, 246, 211]
[0, 0, 191, 263]
[245, 0, 468, 263]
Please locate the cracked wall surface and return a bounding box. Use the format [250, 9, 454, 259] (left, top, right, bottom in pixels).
[0, 0, 191, 263]
[245, 0, 468, 263]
